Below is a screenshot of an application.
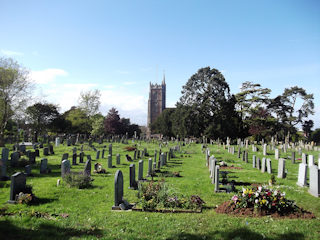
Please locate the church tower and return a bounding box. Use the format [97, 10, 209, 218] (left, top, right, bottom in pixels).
[147, 75, 166, 137]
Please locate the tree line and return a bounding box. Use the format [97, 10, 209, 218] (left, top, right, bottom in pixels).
[1, 57, 318, 145]
[151, 67, 318, 143]
[0, 57, 140, 146]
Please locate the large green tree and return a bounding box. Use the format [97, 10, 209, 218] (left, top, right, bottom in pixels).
[26, 102, 59, 142]
[0, 57, 32, 146]
[64, 107, 91, 133]
[104, 107, 121, 135]
[78, 89, 101, 117]
[268, 86, 314, 141]
[151, 108, 175, 137]
[177, 67, 241, 139]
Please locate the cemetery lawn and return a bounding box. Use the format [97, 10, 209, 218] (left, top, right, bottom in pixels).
[0, 142, 320, 240]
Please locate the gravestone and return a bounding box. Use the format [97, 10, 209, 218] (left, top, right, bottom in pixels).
[116, 154, 120, 165]
[25, 165, 32, 176]
[214, 165, 220, 192]
[55, 137, 60, 147]
[29, 151, 36, 164]
[49, 145, 54, 155]
[62, 153, 69, 162]
[210, 157, 216, 184]
[11, 152, 19, 167]
[1, 148, 9, 180]
[263, 144, 267, 156]
[108, 154, 112, 168]
[134, 150, 137, 160]
[35, 149, 40, 157]
[154, 151, 157, 163]
[40, 158, 48, 174]
[244, 151, 248, 163]
[96, 150, 100, 160]
[266, 158, 272, 174]
[147, 158, 153, 177]
[237, 148, 241, 158]
[61, 160, 71, 178]
[113, 170, 124, 209]
[309, 165, 320, 197]
[297, 163, 308, 187]
[109, 144, 112, 156]
[160, 153, 165, 167]
[308, 155, 314, 167]
[256, 157, 261, 170]
[252, 155, 256, 168]
[8, 172, 26, 203]
[277, 158, 286, 179]
[84, 159, 91, 177]
[79, 152, 84, 163]
[129, 164, 137, 189]
[153, 162, 157, 171]
[43, 147, 49, 156]
[275, 149, 279, 160]
[72, 153, 77, 165]
[102, 149, 105, 159]
[138, 160, 143, 180]
[261, 158, 266, 173]
[302, 153, 307, 165]
[291, 151, 296, 164]
[19, 144, 26, 153]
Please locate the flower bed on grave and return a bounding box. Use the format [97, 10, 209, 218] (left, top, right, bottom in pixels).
[216, 186, 315, 219]
[132, 180, 205, 213]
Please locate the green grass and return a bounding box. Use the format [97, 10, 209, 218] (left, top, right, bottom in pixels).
[0, 141, 319, 240]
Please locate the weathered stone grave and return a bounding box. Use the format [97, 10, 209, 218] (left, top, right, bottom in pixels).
[309, 165, 320, 197]
[297, 163, 308, 187]
[61, 160, 71, 178]
[8, 172, 26, 203]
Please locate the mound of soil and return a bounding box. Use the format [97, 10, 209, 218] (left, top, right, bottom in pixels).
[215, 201, 316, 219]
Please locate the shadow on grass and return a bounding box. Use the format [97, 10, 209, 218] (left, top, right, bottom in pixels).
[31, 197, 57, 206]
[0, 220, 103, 240]
[166, 227, 305, 240]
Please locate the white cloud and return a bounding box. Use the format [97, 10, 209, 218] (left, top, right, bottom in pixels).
[31, 69, 68, 84]
[1, 49, 24, 56]
[123, 81, 136, 85]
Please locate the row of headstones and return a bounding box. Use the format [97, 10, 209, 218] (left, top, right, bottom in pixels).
[297, 161, 320, 198]
[205, 149, 222, 192]
[113, 152, 170, 210]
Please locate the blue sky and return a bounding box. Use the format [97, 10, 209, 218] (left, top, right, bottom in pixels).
[1, 0, 319, 128]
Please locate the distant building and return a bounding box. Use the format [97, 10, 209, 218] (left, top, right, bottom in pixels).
[147, 75, 166, 137]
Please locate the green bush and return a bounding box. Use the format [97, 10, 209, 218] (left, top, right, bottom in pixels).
[63, 172, 92, 189]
